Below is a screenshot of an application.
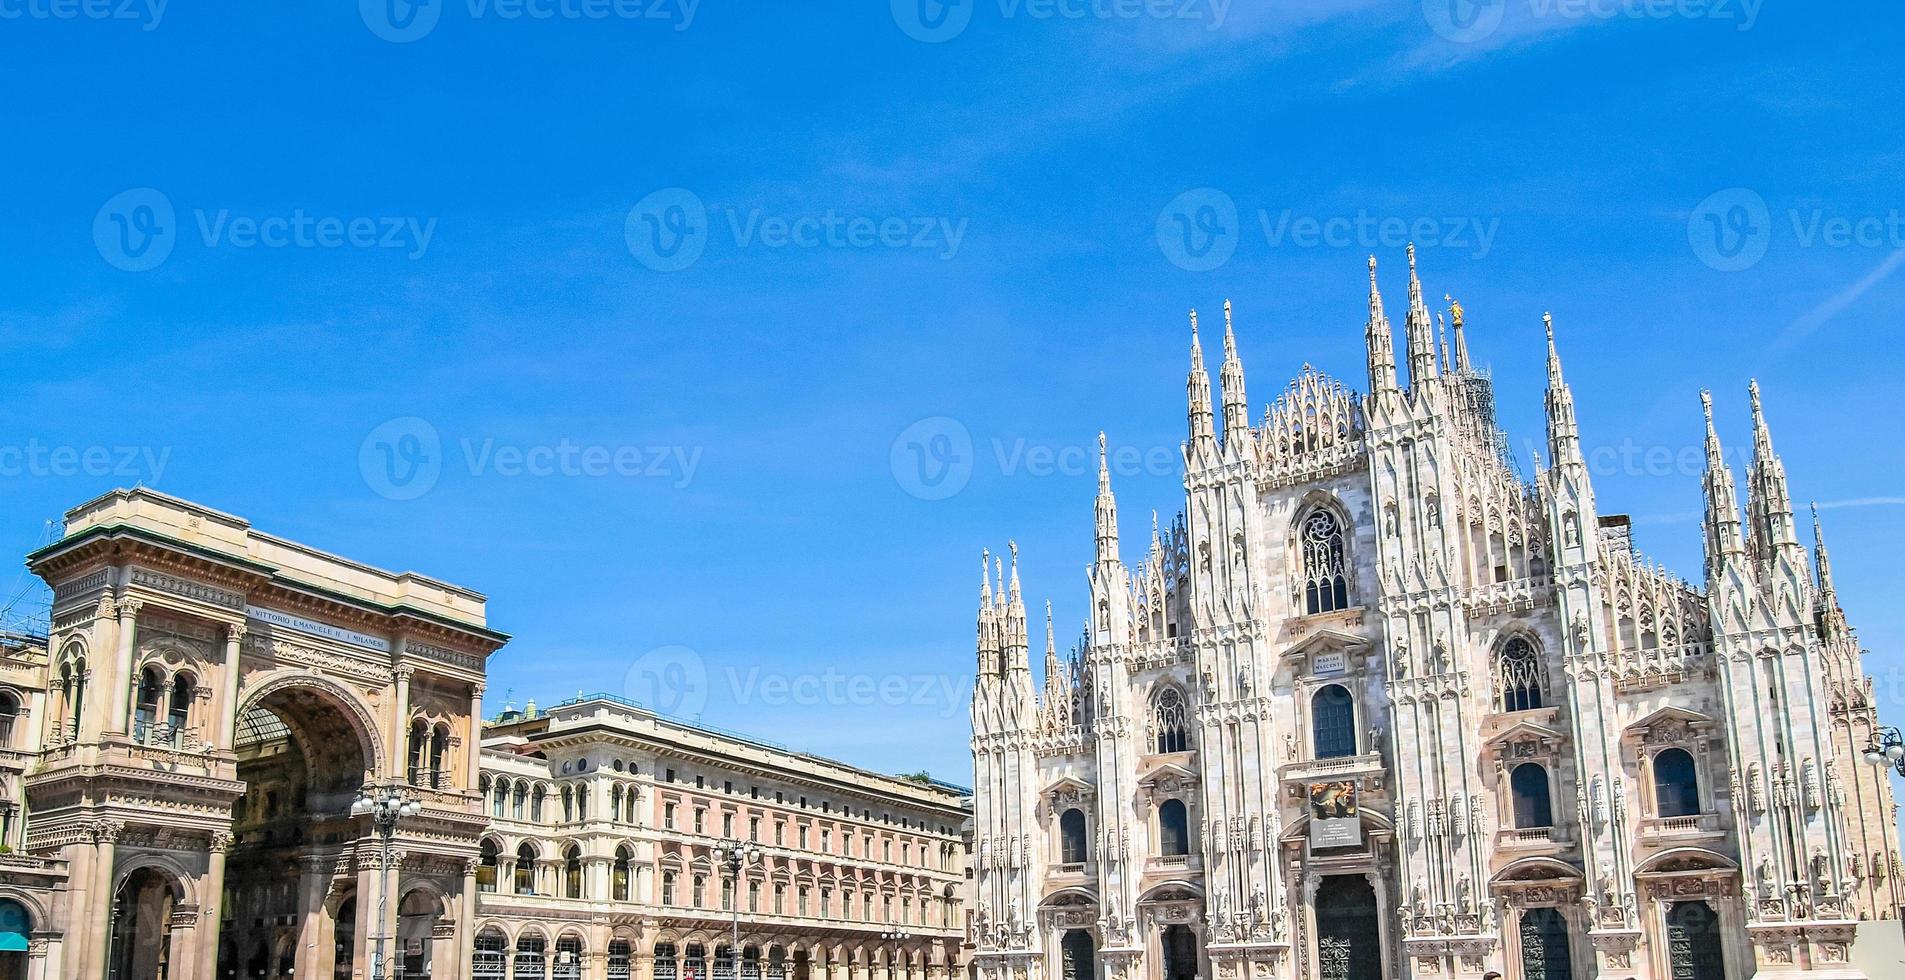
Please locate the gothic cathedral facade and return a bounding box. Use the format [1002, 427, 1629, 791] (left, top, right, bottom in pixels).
[966, 251, 1905, 980]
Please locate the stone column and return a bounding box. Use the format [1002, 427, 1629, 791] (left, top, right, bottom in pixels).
[454, 858, 480, 980]
[200, 831, 235, 976]
[466, 683, 487, 791]
[392, 666, 414, 783]
[81, 595, 119, 743]
[218, 625, 246, 750]
[85, 820, 124, 980]
[295, 855, 332, 980]
[168, 907, 200, 980]
[109, 597, 143, 736]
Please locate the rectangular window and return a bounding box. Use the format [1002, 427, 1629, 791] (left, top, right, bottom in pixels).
[662, 872, 676, 905]
[749, 816, 760, 841]
[723, 813, 734, 836]
[775, 822, 785, 845]
[819, 888, 830, 917]
[694, 809, 706, 834]
[664, 803, 677, 829]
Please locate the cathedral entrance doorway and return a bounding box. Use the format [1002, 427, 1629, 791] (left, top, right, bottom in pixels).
[1516, 908, 1572, 980]
[220, 682, 374, 980]
[1060, 930, 1094, 980]
[1159, 925, 1196, 980]
[1665, 902, 1724, 980]
[1313, 876, 1380, 980]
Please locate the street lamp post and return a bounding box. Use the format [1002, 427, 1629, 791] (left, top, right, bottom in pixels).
[353, 786, 423, 980]
[712, 838, 763, 980]
[879, 931, 911, 980]
[1862, 726, 1905, 774]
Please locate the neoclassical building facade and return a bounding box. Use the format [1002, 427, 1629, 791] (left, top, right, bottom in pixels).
[0, 489, 971, 980]
[967, 252, 1905, 980]
[0, 488, 504, 980]
[467, 696, 968, 980]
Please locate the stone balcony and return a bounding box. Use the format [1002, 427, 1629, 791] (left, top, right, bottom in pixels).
[1639, 812, 1725, 845]
[1494, 825, 1572, 857]
[1278, 752, 1385, 787]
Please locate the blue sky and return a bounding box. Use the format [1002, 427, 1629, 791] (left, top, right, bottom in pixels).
[3, 2, 1904, 785]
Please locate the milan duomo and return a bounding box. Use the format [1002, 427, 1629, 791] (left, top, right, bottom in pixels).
[966, 251, 1905, 980]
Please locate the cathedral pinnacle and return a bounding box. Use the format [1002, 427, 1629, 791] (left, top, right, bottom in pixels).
[1219, 298, 1250, 444]
[1811, 503, 1839, 599]
[1745, 379, 1802, 562]
[1188, 309, 1217, 448]
[1445, 293, 1472, 371]
[1365, 255, 1399, 393]
[1094, 431, 1120, 564]
[1543, 313, 1583, 471]
[1404, 244, 1437, 384]
[1700, 391, 1747, 562]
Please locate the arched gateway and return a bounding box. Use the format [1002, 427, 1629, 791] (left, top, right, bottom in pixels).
[18, 489, 506, 980]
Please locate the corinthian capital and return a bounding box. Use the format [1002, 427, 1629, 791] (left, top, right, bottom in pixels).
[116, 597, 145, 619]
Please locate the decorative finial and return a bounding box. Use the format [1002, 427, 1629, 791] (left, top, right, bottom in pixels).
[1407, 242, 1418, 272]
[1543, 311, 1554, 341]
[1700, 389, 1714, 424]
[1749, 378, 1763, 414]
[1445, 293, 1463, 328]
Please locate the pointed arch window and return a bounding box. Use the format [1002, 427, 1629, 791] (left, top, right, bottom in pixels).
[1311, 684, 1356, 759]
[1497, 637, 1545, 712]
[1299, 507, 1350, 614]
[1152, 687, 1190, 754]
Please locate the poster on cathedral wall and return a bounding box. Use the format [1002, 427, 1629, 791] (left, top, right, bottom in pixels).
[1309, 781, 1361, 849]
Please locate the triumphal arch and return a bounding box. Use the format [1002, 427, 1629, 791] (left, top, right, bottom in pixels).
[17, 488, 506, 980]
